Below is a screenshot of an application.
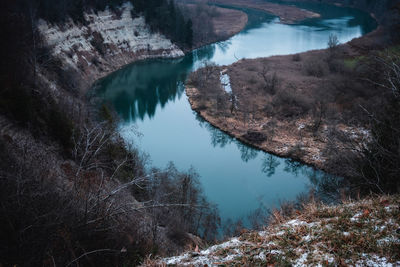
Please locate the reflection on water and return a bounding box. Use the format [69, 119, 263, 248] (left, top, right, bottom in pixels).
[98, 57, 191, 121]
[96, 4, 376, 224]
[262, 154, 280, 177]
[97, 5, 376, 123]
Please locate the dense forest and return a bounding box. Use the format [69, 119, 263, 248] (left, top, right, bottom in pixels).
[0, 0, 212, 266]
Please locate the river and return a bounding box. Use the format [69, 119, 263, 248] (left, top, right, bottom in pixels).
[96, 2, 377, 226]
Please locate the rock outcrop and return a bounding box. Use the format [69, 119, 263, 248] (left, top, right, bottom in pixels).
[38, 2, 184, 90]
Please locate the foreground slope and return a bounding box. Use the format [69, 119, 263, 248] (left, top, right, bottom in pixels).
[151, 195, 400, 266]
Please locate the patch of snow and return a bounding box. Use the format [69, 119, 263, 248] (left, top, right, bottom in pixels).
[255, 251, 266, 261]
[374, 225, 386, 232]
[294, 253, 308, 267]
[311, 153, 325, 162]
[356, 254, 400, 267]
[277, 146, 289, 153]
[384, 206, 397, 212]
[350, 212, 363, 222]
[275, 230, 286, 236]
[285, 219, 310, 228]
[270, 249, 282, 255]
[163, 237, 244, 266]
[220, 71, 232, 93]
[377, 236, 400, 246]
[258, 230, 269, 236]
[303, 234, 311, 241]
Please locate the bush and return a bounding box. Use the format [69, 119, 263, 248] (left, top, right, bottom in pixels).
[304, 58, 326, 77]
[272, 86, 313, 118]
[327, 58, 344, 73]
[247, 77, 258, 85]
[292, 54, 302, 62]
[90, 31, 106, 55]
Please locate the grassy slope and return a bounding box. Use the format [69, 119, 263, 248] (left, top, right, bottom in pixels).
[151, 195, 400, 266]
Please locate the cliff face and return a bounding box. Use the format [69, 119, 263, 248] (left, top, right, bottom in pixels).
[38, 2, 184, 90]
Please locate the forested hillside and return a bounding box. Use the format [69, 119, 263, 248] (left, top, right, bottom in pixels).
[0, 0, 192, 140]
[0, 1, 216, 266]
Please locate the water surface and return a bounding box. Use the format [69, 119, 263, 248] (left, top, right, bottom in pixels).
[96, 4, 376, 225]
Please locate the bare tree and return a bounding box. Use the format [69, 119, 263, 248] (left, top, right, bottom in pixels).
[325, 53, 400, 194]
[258, 65, 279, 94]
[327, 33, 339, 52]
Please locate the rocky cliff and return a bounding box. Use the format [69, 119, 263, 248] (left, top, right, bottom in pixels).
[38, 2, 184, 91]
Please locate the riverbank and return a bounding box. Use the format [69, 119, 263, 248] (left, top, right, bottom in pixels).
[185, 46, 370, 170]
[212, 0, 320, 24]
[150, 194, 400, 266]
[185, 7, 398, 174]
[181, 4, 248, 50]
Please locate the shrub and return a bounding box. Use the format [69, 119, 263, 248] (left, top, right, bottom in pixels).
[304, 58, 326, 77]
[90, 31, 107, 55]
[247, 77, 258, 85]
[272, 86, 313, 118]
[292, 54, 302, 62]
[327, 58, 344, 73]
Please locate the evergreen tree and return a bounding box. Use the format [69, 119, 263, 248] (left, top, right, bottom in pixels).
[185, 19, 193, 48]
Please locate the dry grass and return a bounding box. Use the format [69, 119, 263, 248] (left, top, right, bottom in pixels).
[186, 47, 377, 171]
[181, 3, 248, 49]
[211, 0, 320, 24]
[147, 195, 400, 266]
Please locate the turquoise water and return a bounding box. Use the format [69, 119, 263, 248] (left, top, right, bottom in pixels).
[96, 4, 376, 225]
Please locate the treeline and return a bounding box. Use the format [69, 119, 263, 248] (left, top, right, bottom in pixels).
[135, 0, 193, 48]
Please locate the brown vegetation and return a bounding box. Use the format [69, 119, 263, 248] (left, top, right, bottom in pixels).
[151, 194, 400, 266]
[179, 2, 248, 49]
[186, 27, 400, 194]
[211, 0, 320, 24]
[187, 44, 370, 169]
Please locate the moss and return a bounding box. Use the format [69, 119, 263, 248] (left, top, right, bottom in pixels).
[343, 56, 365, 70]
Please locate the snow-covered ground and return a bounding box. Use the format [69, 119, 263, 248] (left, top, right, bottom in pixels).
[149, 196, 400, 266]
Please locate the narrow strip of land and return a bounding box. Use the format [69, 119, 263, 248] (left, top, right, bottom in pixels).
[183, 4, 248, 49]
[213, 0, 320, 24]
[186, 28, 392, 173]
